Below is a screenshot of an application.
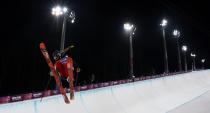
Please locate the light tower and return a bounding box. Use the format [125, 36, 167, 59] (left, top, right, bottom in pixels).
[51, 5, 75, 52]
[124, 23, 136, 79]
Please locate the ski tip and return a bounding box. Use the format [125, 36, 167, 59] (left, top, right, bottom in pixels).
[40, 42, 45, 48]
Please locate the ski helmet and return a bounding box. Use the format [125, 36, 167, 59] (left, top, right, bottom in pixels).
[52, 50, 61, 60]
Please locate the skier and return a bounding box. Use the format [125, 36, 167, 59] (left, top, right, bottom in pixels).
[52, 50, 75, 100]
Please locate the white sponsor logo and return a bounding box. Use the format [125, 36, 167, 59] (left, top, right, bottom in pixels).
[33, 93, 42, 97]
[81, 86, 87, 89]
[104, 83, 109, 86]
[12, 96, 22, 101]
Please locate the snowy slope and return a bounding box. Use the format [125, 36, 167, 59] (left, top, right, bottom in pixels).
[168, 91, 210, 113]
[1, 70, 210, 113]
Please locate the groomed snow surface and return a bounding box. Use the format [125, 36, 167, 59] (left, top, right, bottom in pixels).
[1, 70, 210, 113]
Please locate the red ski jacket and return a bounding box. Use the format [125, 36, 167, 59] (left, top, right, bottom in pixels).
[54, 56, 74, 78]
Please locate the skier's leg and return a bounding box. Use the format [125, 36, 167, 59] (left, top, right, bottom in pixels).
[67, 59, 75, 100]
[53, 72, 70, 103]
[68, 74, 74, 100]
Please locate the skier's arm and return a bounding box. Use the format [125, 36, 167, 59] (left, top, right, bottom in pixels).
[49, 71, 54, 77]
[67, 57, 74, 71]
[50, 64, 61, 77]
[70, 58, 81, 73]
[49, 69, 60, 77]
[55, 65, 61, 77]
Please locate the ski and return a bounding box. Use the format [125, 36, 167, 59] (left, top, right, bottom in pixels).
[39, 42, 70, 104]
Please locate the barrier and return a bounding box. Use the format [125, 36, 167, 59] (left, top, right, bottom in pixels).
[0, 71, 191, 105]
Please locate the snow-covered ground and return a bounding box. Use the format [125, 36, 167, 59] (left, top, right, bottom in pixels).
[167, 89, 210, 113]
[1, 70, 210, 113]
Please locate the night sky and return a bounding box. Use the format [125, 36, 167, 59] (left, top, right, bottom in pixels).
[1, 0, 210, 96]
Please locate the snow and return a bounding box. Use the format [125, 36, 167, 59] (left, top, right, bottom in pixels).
[167, 91, 210, 113]
[1, 70, 210, 113]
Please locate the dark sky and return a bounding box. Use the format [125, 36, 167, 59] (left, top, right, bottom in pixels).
[1, 0, 210, 96]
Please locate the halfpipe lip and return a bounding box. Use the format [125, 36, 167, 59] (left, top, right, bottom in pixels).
[0, 71, 192, 105]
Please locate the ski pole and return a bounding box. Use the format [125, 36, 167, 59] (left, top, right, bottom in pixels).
[61, 45, 74, 54]
[74, 68, 81, 86]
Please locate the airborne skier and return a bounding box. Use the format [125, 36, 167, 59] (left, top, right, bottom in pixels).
[52, 50, 75, 100]
[40, 43, 70, 103]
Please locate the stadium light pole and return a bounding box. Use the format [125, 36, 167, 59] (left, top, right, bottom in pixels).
[182, 45, 188, 72]
[190, 53, 196, 71]
[173, 29, 182, 72]
[201, 59, 205, 69]
[124, 23, 136, 79]
[160, 19, 169, 74]
[52, 5, 75, 52]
